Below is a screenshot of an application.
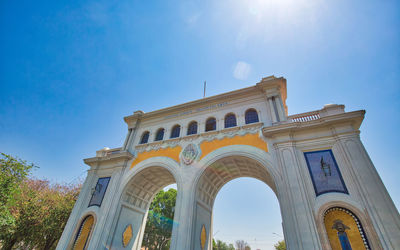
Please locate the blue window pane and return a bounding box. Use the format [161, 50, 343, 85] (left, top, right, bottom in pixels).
[224, 114, 237, 128]
[187, 122, 198, 135]
[170, 125, 180, 138]
[140, 131, 149, 144]
[205, 118, 216, 131]
[245, 109, 259, 124]
[155, 128, 164, 141]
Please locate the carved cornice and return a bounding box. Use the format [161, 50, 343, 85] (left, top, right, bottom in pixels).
[84, 150, 134, 168]
[123, 76, 286, 124]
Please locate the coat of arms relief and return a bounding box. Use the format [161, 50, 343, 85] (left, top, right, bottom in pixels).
[181, 143, 199, 165]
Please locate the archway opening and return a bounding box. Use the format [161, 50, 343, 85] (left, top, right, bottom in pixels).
[195, 156, 284, 250]
[115, 166, 178, 250]
[213, 178, 283, 250]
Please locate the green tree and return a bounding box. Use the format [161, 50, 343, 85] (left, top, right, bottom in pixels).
[0, 178, 80, 250]
[142, 188, 177, 250]
[274, 240, 286, 250]
[213, 239, 235, 250]
[0, 153, 35, 249]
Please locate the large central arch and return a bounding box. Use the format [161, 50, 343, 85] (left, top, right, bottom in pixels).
[190, 145, 282, 250]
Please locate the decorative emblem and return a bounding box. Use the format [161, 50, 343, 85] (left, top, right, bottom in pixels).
[200, 224, 207, 250]
[122, 224, 133, 247]
[181, 143, 198, 165]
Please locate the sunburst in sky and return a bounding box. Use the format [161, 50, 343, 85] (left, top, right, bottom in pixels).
[1, 0, 399, 249]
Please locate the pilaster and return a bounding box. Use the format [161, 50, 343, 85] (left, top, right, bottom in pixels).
[274, 143, 321, 249]
[170, 177, 197, 250]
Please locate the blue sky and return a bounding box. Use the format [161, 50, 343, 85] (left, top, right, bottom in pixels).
[1, 0, 399, 249]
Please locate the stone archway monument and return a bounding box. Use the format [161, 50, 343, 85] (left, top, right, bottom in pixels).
[57, 76, 400, 250]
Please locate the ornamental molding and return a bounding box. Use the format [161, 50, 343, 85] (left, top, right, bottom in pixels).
[134, 122, 263, 153]
[84, 150, 134, 168]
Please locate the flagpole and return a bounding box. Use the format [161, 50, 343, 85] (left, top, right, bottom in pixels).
[203, 81, 206, 98]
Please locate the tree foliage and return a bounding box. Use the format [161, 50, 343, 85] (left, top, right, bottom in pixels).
[0, 153, 81, 250]
[142, 188, 177, 250]
[235, 240, 251, 250]
[274, 240, 286, 250]
[213, 239, 235, 250]
[0, 153, 35, 233]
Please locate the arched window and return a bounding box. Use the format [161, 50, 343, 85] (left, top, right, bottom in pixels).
[73, 215, 95, 250]
[245, 109, 259, 124]
[170, 125, 181, 138]
[155, 128, 164, 141]
[224, 113, 237, 128]
[140, 131, 150, 144]
[187, 121, 198, 135]
[205, 117, 216, 132]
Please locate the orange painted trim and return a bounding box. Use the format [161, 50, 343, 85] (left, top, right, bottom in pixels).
[130, 146, 182, 169]
[200, 133, 268, 160]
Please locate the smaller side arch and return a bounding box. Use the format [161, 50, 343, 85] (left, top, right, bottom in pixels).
[316, 202, 382, 250]
[69, 212, 97, 250]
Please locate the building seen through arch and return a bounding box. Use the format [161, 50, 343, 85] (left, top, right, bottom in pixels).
[57, 76, 400, 250]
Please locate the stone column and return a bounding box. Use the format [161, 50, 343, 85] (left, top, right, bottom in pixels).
[169, 178, 197, 250]
[267, 97, 278, 123]
[124, 110, 143, 152]
[266, 94, 287, 123]
[274, 95, 287, 122]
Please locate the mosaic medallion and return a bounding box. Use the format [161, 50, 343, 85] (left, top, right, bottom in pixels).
[181, 143, 198, 165]
[200, 224, 206, 250]
[122, 224, 133, 248]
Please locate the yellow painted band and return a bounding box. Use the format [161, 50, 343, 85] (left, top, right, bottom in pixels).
[200, 133, 268, 160]
[130, 133, 268, 169]
[130, 145, 182, 169]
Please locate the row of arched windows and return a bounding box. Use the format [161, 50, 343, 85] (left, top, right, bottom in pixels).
[139, 109, 259, 144]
